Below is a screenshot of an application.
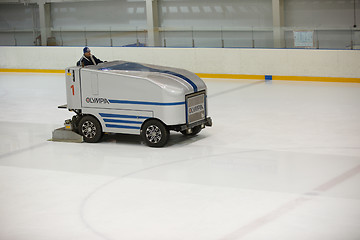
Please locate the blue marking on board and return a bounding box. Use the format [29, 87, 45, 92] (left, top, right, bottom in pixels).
[265, 75, 273, 80]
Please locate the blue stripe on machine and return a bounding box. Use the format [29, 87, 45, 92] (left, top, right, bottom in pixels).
[105, 124, 141, 130]
[161, 70, 198, 92]
[99, 113, 149, 119]
[103, 118, 143, 124]
[108, 99, 185, 106]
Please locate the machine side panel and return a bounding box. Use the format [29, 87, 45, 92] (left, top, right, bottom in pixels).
[80, 70, 187, 126]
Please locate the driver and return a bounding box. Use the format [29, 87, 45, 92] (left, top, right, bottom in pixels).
[77, 47, 103, 67]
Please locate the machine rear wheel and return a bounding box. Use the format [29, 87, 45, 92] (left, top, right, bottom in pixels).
[141, 119, 169, 147]
[78, 115, 103, 143]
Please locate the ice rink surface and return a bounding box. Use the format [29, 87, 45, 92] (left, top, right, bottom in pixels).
[0, 72, 360, 240]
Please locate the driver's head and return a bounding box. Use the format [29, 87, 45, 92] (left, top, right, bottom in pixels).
[83, 47, 91, 57]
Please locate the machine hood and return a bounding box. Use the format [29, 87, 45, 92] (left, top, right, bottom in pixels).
[87, 60, 206, 94]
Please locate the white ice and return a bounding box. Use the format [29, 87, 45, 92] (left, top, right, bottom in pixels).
[0, 73, 360, 240]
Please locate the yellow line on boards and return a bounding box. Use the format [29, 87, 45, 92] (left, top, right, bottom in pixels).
[196, 73, 264, 80]
[1, 69, 359, 83]
[0, 69, 65, 74]
[197, 73, 360, 83]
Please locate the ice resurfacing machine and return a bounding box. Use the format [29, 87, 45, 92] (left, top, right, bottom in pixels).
[55, 60, 212, 147]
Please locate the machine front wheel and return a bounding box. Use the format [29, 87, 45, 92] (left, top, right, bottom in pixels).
[141, 119, 169, 147]
[78, 115, 103, 143]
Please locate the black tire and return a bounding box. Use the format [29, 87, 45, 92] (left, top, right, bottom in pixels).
[141, 119, 169, 147]
[181, 125, 202, 136]
[78, 115, 103, 143]
[71, 115, 81, 133]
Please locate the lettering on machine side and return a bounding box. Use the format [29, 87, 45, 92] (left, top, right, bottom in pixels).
[86, 97, 110, 104]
